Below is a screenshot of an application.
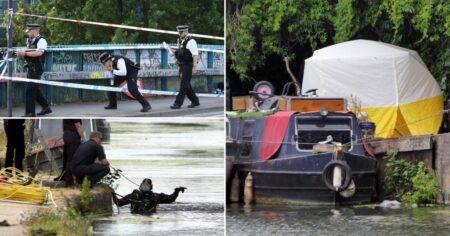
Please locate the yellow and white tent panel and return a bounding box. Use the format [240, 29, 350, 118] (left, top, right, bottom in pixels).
[302, 40, 443, 138]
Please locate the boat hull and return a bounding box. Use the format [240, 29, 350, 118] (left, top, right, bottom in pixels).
[231, 152, 376, 205]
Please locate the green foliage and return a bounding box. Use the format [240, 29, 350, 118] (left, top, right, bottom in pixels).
[385, 150, 418, 199]
[228, 0, 450, 89]
[80, 177, 92, 215]
[385, 150, 439, 205]
[227, 0, 331, 76]
[402, 162, 439, 205]
[2, 0, 223, 46]
[26, 209, 92, 236]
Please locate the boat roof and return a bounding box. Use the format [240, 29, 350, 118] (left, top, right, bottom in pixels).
[226, 110, 354, 120]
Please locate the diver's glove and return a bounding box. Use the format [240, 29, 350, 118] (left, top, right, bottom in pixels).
[175, 187, 187, 193]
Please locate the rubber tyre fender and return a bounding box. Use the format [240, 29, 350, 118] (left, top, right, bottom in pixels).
[322, 160, 352, 192]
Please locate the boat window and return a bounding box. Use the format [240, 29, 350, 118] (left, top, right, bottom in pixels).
[295, 116, 352, 150]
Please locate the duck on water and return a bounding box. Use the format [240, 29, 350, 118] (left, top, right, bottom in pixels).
[226, 81, 377, 205]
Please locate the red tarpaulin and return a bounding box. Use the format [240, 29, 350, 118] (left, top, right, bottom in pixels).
[260, 111, 297, 160]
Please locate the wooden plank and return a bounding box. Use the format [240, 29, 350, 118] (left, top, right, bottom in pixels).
[232, 96, 254, 111]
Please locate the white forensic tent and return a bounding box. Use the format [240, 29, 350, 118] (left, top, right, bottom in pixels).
[302, 39, 443, 138]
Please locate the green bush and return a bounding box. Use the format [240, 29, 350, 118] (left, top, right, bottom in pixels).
[80, 177, 92, 215]
[385, 150, 439, 205]
[385, 150, 418, 199]
[402, 162, 439, 205]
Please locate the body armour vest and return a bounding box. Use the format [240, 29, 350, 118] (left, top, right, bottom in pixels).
[174, 36, 194, 65]
[25, 35, 46, 73]
[112, 56, 140, 79]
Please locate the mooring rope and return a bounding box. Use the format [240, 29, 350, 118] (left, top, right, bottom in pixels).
[14, 12, 224, 41]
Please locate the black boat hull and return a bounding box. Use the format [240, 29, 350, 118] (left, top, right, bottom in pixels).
[232, 152, 376, 205]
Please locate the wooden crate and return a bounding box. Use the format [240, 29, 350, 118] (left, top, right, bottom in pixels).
[232, 96, 255, 111]
[278, 97, 346, 112]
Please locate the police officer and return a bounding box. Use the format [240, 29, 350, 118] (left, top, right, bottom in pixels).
[113, 178, 186, 215]
[3, 119, 25, 171]
[15, 24, 52, 117]
[167, 25, 200, 109]
[70, 131, 110, 185]
[54, 119, 85, 182]
[99, 53, 151, 112]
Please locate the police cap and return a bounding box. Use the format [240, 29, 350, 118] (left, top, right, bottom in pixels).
[26, 23, 41, 29]
[99, 52, 113, 63]
[176, 25, 189, 32]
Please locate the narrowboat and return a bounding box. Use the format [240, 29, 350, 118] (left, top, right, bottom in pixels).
[226, 82, 377, 205]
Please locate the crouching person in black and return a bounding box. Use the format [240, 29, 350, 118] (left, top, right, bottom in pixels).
[99, 53, 151, 112]
[70, 131, 110, 185]
[113, 178, 186, 215]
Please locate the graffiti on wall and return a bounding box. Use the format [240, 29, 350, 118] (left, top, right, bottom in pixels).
[140, 50, 161, 70]
[82, 51, 105, 72]
[52, 52, 78, 72]
[11, 45, 224, 80]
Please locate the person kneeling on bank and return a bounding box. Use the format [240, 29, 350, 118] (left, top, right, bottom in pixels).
[112, 178, 186, 215]
[99, 53, 151, 112]
[69, 131, 110, 185]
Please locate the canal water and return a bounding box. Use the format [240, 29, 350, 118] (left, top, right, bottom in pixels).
[91, 119, 224, 235]
[227, 204, 450, 235]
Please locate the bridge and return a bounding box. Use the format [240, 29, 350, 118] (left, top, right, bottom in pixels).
[0, 43, 224, 107]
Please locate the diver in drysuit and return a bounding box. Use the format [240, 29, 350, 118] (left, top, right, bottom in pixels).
[113, 178, 186, 215]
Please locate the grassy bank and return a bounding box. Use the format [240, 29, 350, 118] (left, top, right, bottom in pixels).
[26, 208, 93, 236]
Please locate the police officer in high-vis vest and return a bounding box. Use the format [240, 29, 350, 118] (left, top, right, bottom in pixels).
[168, 25, 200, 109]
[15, 24, 52, 117]
[99, 53, 151, 112]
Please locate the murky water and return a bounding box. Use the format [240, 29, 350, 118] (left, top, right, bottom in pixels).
[227, 204, 450, 236]
[92, 119, 224, 236]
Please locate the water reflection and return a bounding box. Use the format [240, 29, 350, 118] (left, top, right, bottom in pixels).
[227, 204, 450, 235]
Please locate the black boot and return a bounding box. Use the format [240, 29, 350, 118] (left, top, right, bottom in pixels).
[37, 107, 52, 116]
[141, 104, 151, 112]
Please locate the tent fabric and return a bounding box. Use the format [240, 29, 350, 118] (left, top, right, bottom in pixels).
[302, 40, 443, 138]
[260, 111, 297, 160]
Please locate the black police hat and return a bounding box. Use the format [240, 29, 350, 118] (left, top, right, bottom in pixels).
[99, 52, 113, 63]
[176, 25, 189, 32]
[26, 23, 41, 29]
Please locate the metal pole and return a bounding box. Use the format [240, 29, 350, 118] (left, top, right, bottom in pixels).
[7, 0, 13, 117]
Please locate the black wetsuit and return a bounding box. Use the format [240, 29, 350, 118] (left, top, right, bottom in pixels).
[70, 139, 109, 184]
[61, 119, 82, 182]
[115, 189, 181, 215]
[4, 119, 25, 171]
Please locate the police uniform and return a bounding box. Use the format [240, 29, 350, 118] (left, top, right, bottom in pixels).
[23, 24, 51, 117]
[70, 139, 110, 185]
[100, 53, 151, 112]
[4, 119, 25, 171]
[170, 25, 200, 109]
[55, 119, 83, 182]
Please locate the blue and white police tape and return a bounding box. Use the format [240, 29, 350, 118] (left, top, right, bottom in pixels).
[0, 75, 224, 98]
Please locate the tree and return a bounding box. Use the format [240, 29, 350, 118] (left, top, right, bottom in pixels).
[228, 0, 450, 95]
[2, 0, 224, 46]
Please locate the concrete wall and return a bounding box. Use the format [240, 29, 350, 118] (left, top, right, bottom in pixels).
[435, 133, 450, 204]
